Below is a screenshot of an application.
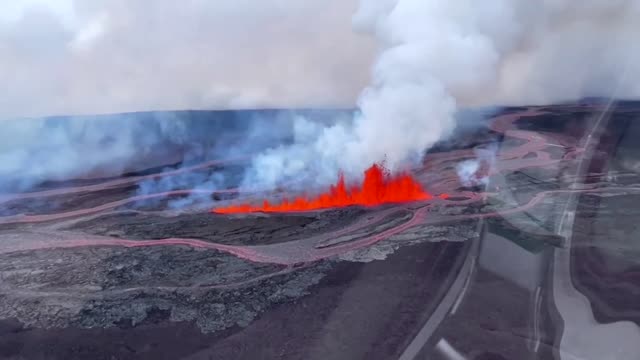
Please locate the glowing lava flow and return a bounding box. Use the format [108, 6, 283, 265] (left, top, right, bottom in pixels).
[213, 164, 445, 214]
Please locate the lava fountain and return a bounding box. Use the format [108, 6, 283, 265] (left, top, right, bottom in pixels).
[212, 164, 447, 214]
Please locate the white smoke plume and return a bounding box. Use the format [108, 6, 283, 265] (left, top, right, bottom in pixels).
[245, 0, 640, 190]
[457, 160, 482, 188]
[456, 144, 498, 187]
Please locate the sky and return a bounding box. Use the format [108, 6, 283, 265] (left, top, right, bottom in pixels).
[0, 0, 375, 118]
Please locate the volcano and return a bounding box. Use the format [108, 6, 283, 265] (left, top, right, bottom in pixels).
[3, 104, 634, 360]
[212, 164, 444, 214]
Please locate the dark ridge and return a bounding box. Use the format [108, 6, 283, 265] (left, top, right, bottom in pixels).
[445, 196, 471, 201]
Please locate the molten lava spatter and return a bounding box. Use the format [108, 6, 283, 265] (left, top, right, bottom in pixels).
[213, 164, 445, 214]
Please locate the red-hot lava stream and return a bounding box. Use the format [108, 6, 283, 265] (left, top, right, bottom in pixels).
[212, 164, 449, 214]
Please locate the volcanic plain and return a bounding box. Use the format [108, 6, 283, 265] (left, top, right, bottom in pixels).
[2, 103, 640, 359]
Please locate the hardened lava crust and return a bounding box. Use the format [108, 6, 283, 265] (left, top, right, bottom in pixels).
[3, 103, 640, 359]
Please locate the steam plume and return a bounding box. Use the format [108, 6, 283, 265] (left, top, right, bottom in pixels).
[457, 144, 498, 187]
[246, 0, 640, 190]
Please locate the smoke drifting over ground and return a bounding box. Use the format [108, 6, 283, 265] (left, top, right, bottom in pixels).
[3, 0, 640, 197]
[0, 110, 341, 194]
[0, 113, 186, 192]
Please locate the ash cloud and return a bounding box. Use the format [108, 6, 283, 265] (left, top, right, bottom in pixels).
[0, 0, 374, 118]
[3, 0, 640, 197]
[0, 0, 370, 197]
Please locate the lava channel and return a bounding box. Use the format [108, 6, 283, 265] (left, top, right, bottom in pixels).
[212, 163, 448, 214]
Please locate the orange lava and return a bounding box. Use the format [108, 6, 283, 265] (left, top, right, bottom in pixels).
[212, 164, 447, 214]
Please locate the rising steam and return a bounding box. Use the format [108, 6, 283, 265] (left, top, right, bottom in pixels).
[245, 0, 640, 190]
[457, 144, 498, 188]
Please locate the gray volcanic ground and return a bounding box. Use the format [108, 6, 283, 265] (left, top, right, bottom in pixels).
[2, 102, 640, 360]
